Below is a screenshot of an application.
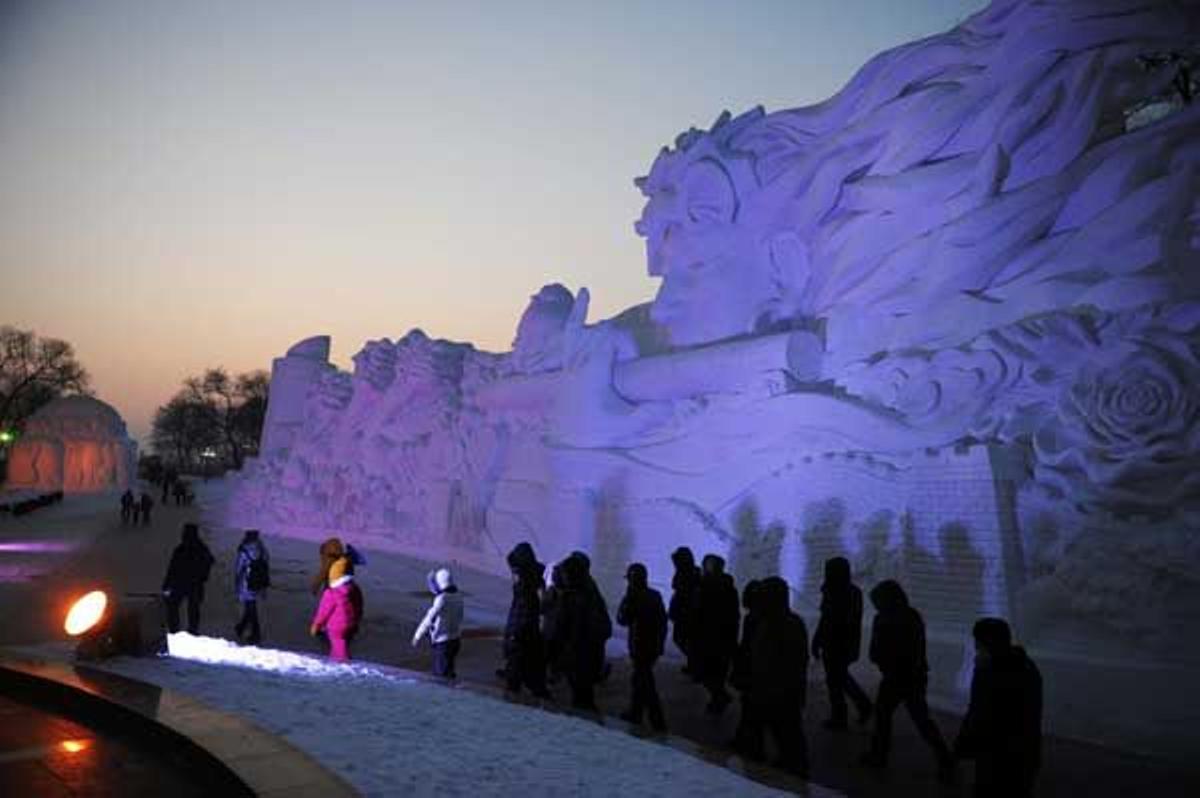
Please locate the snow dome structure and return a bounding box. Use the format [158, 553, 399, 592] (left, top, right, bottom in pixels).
[5, 396, 137, 493]
[230, 0, 1200, 755]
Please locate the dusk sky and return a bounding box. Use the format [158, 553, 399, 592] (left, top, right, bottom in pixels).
[1, 0, 988, 443]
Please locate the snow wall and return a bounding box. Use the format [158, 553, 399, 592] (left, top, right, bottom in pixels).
[228, 0, 1200, 759]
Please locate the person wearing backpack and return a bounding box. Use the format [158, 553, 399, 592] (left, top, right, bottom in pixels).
[234, 529, 270, 645]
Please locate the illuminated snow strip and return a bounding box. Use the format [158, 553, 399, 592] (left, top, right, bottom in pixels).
[165, 633, 413, 682]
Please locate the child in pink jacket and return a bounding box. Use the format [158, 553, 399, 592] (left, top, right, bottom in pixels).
[310, 556, 363, 661]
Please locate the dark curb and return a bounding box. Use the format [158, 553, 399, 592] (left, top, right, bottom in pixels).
[0, 650, 358, 797]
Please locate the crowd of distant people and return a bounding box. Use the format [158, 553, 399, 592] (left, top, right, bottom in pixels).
[157, 525, 1042, 797]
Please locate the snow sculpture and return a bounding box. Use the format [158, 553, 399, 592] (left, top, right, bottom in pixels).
[230, 0, 1200, 755]
[5, 396, 137, 493]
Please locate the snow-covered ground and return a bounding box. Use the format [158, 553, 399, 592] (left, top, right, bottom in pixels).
[75, 635, 835, 798]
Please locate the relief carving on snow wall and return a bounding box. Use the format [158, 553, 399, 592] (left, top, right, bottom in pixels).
[234, 0, 1200, 654]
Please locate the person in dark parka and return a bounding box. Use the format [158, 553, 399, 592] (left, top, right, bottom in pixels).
[730, 579, 766, 756]
[233, 529, 270, 645]
[669, 546, 702, 675]
[954, 618, 1043, 798]
[139, 492, 154, 526]
[548, 554, 608, 710]
[541, 560, 568, 684]
[161, 523, 214, 634]
[862, 579, 954, 780]
[747, 577, 810, 777]
[695, 553, 740, 713]
[120, 489, 134, 523]
[813, 556, 873, 729]
[503, 541, 551, 698]
[616, 562, 668, 730]
[569, 550, 613, 685]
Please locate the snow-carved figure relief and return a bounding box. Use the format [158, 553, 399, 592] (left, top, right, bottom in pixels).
[230, 0, 1200, 755]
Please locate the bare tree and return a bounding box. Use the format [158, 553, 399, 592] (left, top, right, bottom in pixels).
[152, 367, 269, 471]
[0, 326, 90, 435]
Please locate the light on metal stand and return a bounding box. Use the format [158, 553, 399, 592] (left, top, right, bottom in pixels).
[65, 590, 168, 659]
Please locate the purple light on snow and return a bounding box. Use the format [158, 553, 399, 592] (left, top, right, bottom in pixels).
[0, 541, 76, 553]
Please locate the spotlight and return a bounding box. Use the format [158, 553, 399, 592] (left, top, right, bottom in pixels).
[65, 590, 167, 659]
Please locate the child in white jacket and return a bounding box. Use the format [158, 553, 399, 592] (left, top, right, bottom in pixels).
[412, 567, 464, 678]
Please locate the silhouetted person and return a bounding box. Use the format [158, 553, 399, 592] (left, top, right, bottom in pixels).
[695, 553, 740, 713]
[503, 541, 551, 698]
[813, 556, 873, 730]
[119, 489, 134, 524]
[669, 546, 702, 676]
[173, 480, 186, 506]
[569, 550, 612, 686]
[862, 579, 954, 780]
[234, 529, 270, 645]
[954, 618, 1043, 798]
[617, 562, 668, 731]
[730, 579, 766, 756]
[541, 560, 568, 684]
[161, 474, 173, 505]
[748, 577, 810, 777]
[139, 492, 153, 526]
[161, 523, 214, 634]
[549, 553, 609, 710]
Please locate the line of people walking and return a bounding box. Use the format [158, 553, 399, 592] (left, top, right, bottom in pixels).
[499, 541, 1043, 796]
[157, 526, 1041, 796]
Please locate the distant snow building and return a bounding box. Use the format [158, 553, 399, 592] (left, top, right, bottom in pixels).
[5, 396, 137, 493]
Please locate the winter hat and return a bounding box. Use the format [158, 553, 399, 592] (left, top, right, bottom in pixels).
[329, 556, 352, 585]
[434, 568, 454, 591]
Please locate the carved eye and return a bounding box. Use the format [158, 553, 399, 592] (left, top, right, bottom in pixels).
[687, 204, 722, 224]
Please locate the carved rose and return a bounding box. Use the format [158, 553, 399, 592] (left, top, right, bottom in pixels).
[1033, 336, 1200, 515]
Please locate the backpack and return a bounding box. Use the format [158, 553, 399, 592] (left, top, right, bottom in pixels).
[247, 557, 270, 591]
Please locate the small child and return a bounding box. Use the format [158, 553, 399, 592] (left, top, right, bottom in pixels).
[412, 567, 464, 678]
[310, 556, 363, 662]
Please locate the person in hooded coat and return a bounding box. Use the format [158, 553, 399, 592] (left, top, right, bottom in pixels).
[234, 529, 270, 645]
[311, 537, 347, 596]
[730, 579, 766, 756]
[954, 618, 1043, 798]
[412, 567, 465, 678]
[120, 489, 134, 524]
[161, 523, 214, 634]
[668, 546, 702, 676]
[616, 562, 668, 730]
[695, 553, 740, 713]
[550, 554, 608, 710]
[813, 556, 873, 730]
[309, 556, 362, 662]
[569, 550, 613, 686]
[862, 579, 954, 780]
[503, 541, 551, 697]
[541, 560, 568, 684]
[747, 577, 810, 777]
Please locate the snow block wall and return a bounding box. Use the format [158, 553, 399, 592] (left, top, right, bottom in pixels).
[228, 0, 1200, 757]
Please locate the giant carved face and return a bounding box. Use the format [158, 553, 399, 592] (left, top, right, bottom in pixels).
[635, 144, 777, 348]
